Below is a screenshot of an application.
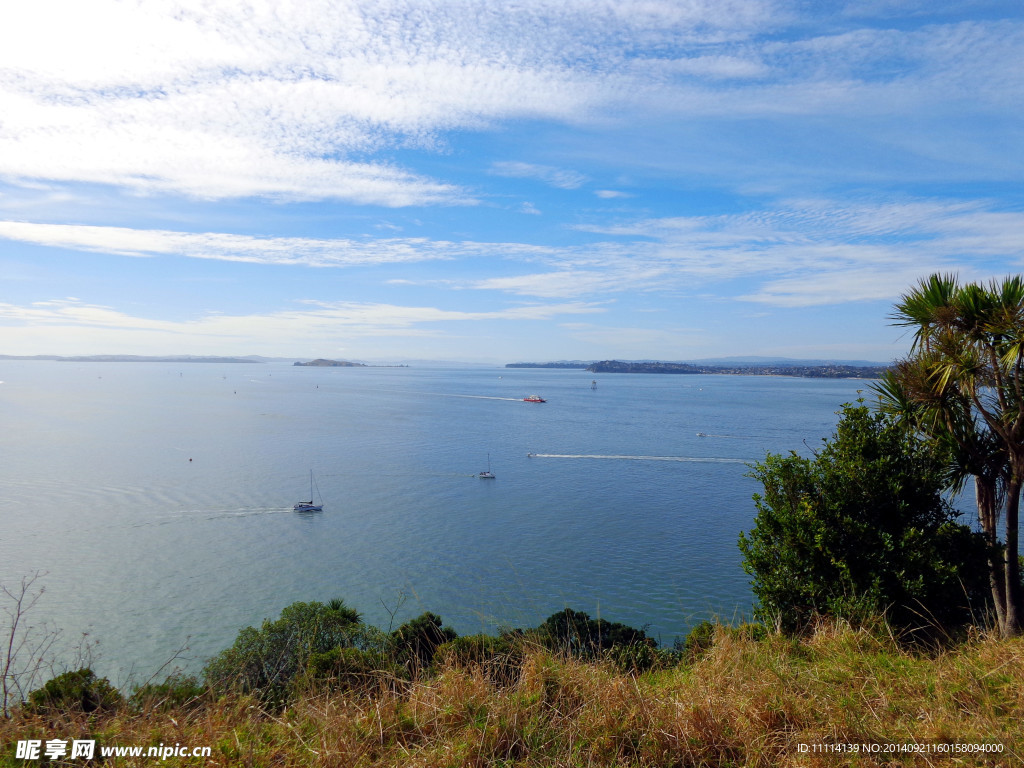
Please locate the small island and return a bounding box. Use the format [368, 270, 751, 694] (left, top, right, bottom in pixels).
[293, 359, 367, 367]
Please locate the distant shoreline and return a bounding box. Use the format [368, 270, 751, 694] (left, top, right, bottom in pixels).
[0, 354, 262, 363]
[509, 360, 889, 379]
[293, 358, 366, 367]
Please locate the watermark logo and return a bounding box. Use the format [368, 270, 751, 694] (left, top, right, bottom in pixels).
[17, 740, 95, 760]
[15, 738, 209, 761]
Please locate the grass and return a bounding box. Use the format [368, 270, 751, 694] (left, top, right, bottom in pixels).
[2, 621, 1022, 767]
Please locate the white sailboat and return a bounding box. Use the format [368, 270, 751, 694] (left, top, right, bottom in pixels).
[478, 453, 495, 479]
[294, 470, 324, 511]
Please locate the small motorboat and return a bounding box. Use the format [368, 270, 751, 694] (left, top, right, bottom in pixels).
[523, 395, 546, 403]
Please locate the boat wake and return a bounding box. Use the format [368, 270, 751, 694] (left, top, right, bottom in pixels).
[437, 393, 524, 402]
[127, 507, 289, 527]
[527, 453, 749, 463]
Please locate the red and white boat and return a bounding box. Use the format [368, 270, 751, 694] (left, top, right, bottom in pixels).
[523, 395, 546, 403]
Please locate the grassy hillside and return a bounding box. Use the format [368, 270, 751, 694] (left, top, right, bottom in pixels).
[3, 621, 1021, 767]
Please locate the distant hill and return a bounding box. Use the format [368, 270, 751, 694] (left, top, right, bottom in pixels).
[505, 361, 592, 369]
[687, 356, 891, 368]
[507, 356, 891, 370]
[586, 360, 888, 379]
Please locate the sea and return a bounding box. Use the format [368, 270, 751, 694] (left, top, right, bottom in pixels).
[0, 360, 876, 685]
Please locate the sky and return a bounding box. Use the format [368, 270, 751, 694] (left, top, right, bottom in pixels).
[1, 0, 1023, 364]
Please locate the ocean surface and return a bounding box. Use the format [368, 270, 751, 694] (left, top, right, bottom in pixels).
[0, 361, 874, 684]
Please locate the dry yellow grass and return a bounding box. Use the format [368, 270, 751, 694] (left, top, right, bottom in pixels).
[3, 622, 1022, 767]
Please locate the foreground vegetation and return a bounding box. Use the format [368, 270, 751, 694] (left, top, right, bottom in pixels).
[8, 273, 1024, 764]
[2, 619, 1021, 767]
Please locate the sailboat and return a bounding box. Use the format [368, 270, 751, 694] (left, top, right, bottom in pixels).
[294, 470, 324, 511]
[478, 453, 495, 479]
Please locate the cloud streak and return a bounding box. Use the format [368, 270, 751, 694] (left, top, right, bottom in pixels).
[4, 195, 1022, 308]
[491, 162, 588, 190]
[0, 221, 553, 267]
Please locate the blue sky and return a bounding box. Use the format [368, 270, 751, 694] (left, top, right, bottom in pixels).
[1, 0, 1022, 363]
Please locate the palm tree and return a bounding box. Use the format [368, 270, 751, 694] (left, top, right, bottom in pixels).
[874, 365, 1009, 630]
[881, 273, 1024, 637]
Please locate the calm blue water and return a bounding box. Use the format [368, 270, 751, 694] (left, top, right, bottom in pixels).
[0, 361, 872, 683]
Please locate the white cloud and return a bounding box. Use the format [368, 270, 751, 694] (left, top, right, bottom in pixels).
[491, 162, 588, 190]
[4, 1, 1015, 204]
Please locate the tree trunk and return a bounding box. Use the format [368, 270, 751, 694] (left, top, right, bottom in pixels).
[976, 477, 1007, 632]
[1002, 479, 1022, 637]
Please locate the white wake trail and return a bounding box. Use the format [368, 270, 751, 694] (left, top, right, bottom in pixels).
[527, 453, 749, 463]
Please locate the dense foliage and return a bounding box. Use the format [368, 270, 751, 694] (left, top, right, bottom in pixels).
[23, 668, 122, 714]
[739, 403, 990, 634]
[390, 611, 457, 672]
[193, 598, 671, 705]
[202, 598, 379, 701]
[536, 608, 654, 656]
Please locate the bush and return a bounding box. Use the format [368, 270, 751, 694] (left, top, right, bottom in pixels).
[434, 634, 524, 685]
[304, 647, 402, 690]
[24, 668, 122, 714]
[203, 598, 368, 701]
[679, 620, 717, 662]
[537, 608, 655, 658]
[738, 404, 991, 636]
[130, 673, 206, 712]
[606, 641, 675, 673]
[391, 612, 456, 673]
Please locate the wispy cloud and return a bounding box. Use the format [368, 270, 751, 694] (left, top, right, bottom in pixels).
[0, 221, 551, 267]
[491, 162, 588, 190]
[535, 199, 1024, 304]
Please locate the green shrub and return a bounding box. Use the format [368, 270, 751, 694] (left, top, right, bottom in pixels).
[304, 647, 402, 690]
[537, 608, 654, 658]
[739, 404, 991, 636]
[130, 673, 206, 712]
[24, 668, 122, 714]
[434, 634, 523, 685]
[203, 598, 369, 701]
[391, 612, 456, 673]
[606, 641, 675, 673]
[680, 620, 717, 662]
